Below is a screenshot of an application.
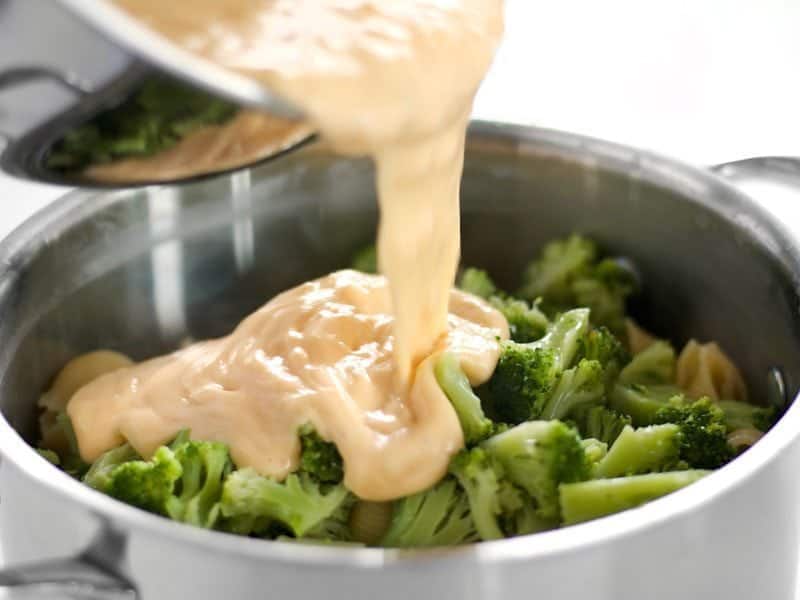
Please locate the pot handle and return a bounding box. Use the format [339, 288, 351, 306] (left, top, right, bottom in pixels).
[0, 525, 138, 600]
[0, 555, 137, 599]
[710, 156, 800, 193]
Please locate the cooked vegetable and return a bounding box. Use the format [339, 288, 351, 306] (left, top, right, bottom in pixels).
[381, 479, 477, 547]
[436, 353, 493, 444]
[37, 234, 772, 546]
[518, 235, 637, 337]
[47, 77, 238, 172]
[559, 470, 710, 525]
[483, 309, 589, 424]
[482, 421, 589, 521]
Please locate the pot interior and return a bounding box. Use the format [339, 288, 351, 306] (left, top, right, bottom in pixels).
[1, 124, 799, 443]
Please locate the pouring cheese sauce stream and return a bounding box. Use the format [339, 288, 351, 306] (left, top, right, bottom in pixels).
[67, 0, 506, 501]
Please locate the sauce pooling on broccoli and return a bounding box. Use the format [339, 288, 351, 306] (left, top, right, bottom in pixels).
[67, 0, 505, 499]
[68, 272, 508, 500]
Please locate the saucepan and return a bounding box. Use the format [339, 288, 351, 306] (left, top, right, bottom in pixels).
[0, 123, 799, 599]
[0, 0, 308, 187]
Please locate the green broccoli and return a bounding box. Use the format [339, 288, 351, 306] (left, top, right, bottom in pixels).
[571, 259, 638, 338]
[489, 296, 550, 343]
[618, 341, 676, 386]
[220, 469, 351, 538]
[449, 447, 552, 540]
[40, 412, 90, 477]
[717, 400, 775, 432]
[435, 353, 493, 444]
[84, 435, 233, 529]
[653, 398, 734, 469]
[47, 76, 238, 171]
[381, 478, 478, 547]
[559, 470, 710, 525]
[299, 425, 344, 484]
[518, 235, 598, 306]
[351, 245, 378, 274]
[581, 438, 608, 466]
[484, 309, 589, 423]
[570, 405, 632, 446]
[517, 235, 637, 337]
[458, 268, 498, 299]
[83, 443, 139, 491]
[101, 446, 184, 515]
[576, 326, 631, 390]
[592, 424, 682, 478]
[482, 420, 589, 520]
[165, 440, 232, 528]
[539, 359, 605, 421]
[609, 383, 683, 426]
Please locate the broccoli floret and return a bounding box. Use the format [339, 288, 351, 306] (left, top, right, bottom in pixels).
[559, 470, 710, 525]
[83, 444, 139, 491]
[449, 447, 553, 540]
[458, 268, 498, 299]
[299, 425, 344, 484]
[484, 309, 590, 424]
[351, 245, 378, 274]
[571, 259, 638, 338]
[482, 421, 589, 520]
[518, 235, 597, 306]
[435, 353, 493, 444]
[576, 326, 631, 390]
[220, 469, 351, 538]
[581, 438, 608, 466]
[717, 400, 776, 433]
[517, 235, 637, 337]
[653, 397, 734, 469]
[592, 424, 682, 478]
[539, 359, 605, 421]
[489, 296, 550, 343]
[84, 434, 232, 529]
[42, 412, 90, 477]
[609, 384, 683, 426]
[570, 405, 632, 446]
[36, 448, 62, 466]
[165, 440, 232, 528]
[540, 308, 591, 370]
[484, 342, 558, 424]
[102, 446, 184, 515]
[381, 478, 478, 547]
[618, 341, 676, 386]
[448, 448, 507, 540]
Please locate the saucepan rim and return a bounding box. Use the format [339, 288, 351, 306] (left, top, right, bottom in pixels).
[0, 121, 798, 568]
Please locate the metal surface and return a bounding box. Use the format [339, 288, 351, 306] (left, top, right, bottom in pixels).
[0, 124, 799, 599]
[0, 0, 309, 187]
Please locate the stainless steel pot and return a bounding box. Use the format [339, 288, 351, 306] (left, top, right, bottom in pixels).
[0, 123, 799, 600]
[0, 0, 306, 186]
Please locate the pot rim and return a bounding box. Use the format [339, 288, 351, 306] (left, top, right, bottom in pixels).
[1, 121, 798, 567]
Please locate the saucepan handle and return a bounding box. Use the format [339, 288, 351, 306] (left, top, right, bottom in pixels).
[0, 554, 137, 599]
[0, 66, 92, 96]
[0, 525, 138, 599]
[711, 156, 800, 195]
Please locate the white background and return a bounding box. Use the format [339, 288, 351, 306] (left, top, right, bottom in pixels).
[0, 0, 799, 593]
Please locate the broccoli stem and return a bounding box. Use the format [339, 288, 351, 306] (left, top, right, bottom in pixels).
[435, 353, 493, 444]
[609, 384, 683, 426]
[559, 470, 710, 525]
[592, 424, 681, 478]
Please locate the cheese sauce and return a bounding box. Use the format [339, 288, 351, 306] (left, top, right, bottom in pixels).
[86, 110, 312, 183]
[67, 0, 506, 499]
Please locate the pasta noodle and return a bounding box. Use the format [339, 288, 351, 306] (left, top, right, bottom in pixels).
[676, 340, 747, 403]
[625, 318, 658, 355]
[39, 350, 133, 454]
[349, 501, 394, 546]
[727, 428, 764, 450]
